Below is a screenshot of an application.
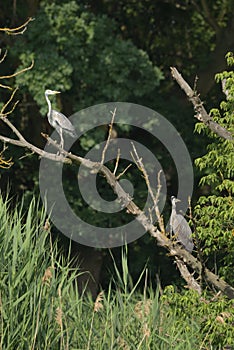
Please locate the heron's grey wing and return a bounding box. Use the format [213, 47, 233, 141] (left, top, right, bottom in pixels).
[172, 214, 194, 252]
[52, 110, 77, 137]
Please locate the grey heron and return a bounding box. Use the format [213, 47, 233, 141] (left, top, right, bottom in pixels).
[170, 196, 194, 253]
[45, 89, 77, 149]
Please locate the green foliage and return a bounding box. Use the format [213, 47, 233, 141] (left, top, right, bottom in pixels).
[14, 1, 163, 115]
[83, 0, 233, 77]
[0, 195, 80, 349]
[194, 53, 234, 283]
[1, 5, 234, 329]
[1, 194, 233, 349]
[161, 286, 234, 349]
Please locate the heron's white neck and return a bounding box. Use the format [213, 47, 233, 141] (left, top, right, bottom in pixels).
[45, 93, 52, 122]
[171, 202, 177, 213]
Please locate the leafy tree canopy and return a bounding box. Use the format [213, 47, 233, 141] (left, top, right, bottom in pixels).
[194, 53, 234, 284]
[14, 1, 163, 115]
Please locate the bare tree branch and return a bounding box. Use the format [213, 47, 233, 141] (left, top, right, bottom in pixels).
[0, 49, 8, 64]
[0, 20, 34, 92]
[0, 127, 70, 164]
[0, 17, 34, 35]
[0, 88, 19, 115]
[131, 143, 165, 234]
[100, 108, 116, 165]
[0, 146, 13, 168]
[170, 67, 233, 141]
[0, 46, 233, 296]
[0, 59, 34, 82]
[0, 121, 234, 298]
[175, 257, 202, 294]
[116, 164, 132, 180]
[113, 148, 120, 175]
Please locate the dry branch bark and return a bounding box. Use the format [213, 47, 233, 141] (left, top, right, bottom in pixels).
[1, 113, 234, 298]
[38, 136, 234, 299]
[1, 17, 233, 298]
[170, 67, 233, 141]
[175, 257, 201, 294]
[0, 17, 33, 35]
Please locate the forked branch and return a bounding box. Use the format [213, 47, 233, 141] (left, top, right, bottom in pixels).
[0, 17, 34, 35]
[0, 116, 234, 298]
[170, 67, 233, 141]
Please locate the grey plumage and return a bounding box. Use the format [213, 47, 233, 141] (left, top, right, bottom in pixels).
[170, 196, 194, 253]
[45, 89, 77, 149]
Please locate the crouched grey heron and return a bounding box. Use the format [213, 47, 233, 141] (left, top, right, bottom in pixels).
[45, 89, 77, 149]
[170, 196, 194, 253]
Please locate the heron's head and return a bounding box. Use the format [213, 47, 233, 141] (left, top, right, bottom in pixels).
[171, 196, 181, 204]
[45, 89, 61, 96]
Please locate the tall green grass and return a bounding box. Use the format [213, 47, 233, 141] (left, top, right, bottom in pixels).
[0, 195, 233, 349]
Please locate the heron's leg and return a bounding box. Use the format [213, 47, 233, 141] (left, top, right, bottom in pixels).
[169, 225, 172, 240]
[169, 218, 173, 240]
[169, 222, 178, 241]
[60, 134, 64, 150]
[58, 128, 64, 150]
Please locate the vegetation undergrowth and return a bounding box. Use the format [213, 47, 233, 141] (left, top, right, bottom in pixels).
[0, 195, 233, 350]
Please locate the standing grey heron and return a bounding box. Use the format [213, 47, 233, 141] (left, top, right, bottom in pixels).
[170, 196, 194, 253]
[45, 89, 77, 149]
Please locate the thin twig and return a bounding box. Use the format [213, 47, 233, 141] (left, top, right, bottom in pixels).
[0, 117, 234, 299]
[116, 164, 132, 180]
[0, 17, 34, 35]
[148, 207, 153, 224]
[170, 67, 233, 141]
[100, 108, 116, 165]
[19, 151, 35, 160]
[131, 142, 165, 233]
[154, 170, 165, 233]
[3, 100, 19, 116]
[113, 148, 120, 175]
[193, 75, 199, 93]
[0, 83, 12, 90]
[0, 88, 18, 114]
[0, 49, 8, 64]
[0, 59, 34, 80]
[0, 151, 13, 168]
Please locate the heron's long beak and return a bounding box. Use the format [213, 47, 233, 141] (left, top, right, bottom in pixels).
[53, 91, 61, 94]
[175, 198, 181, 203]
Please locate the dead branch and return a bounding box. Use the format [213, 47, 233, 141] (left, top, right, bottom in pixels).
[113, 148, 120, 175]
[170, 67, 233, 141]
[154, 170, 165, 234]
[0, 124, 70, 164]
[0, 17, 34, 35]
[175, 257, 202, 294]
[0, 49, 8, 64]
[131, 142, 165, 234]
[0, 117, 234, 299]
[0, 83, 12, 90]
[0, 88, 19, 115]
[116, 164, 132, 180]
[0, 60, 34, 83]
[100, 108, 116, 165]
[0, 146, 13, 168]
